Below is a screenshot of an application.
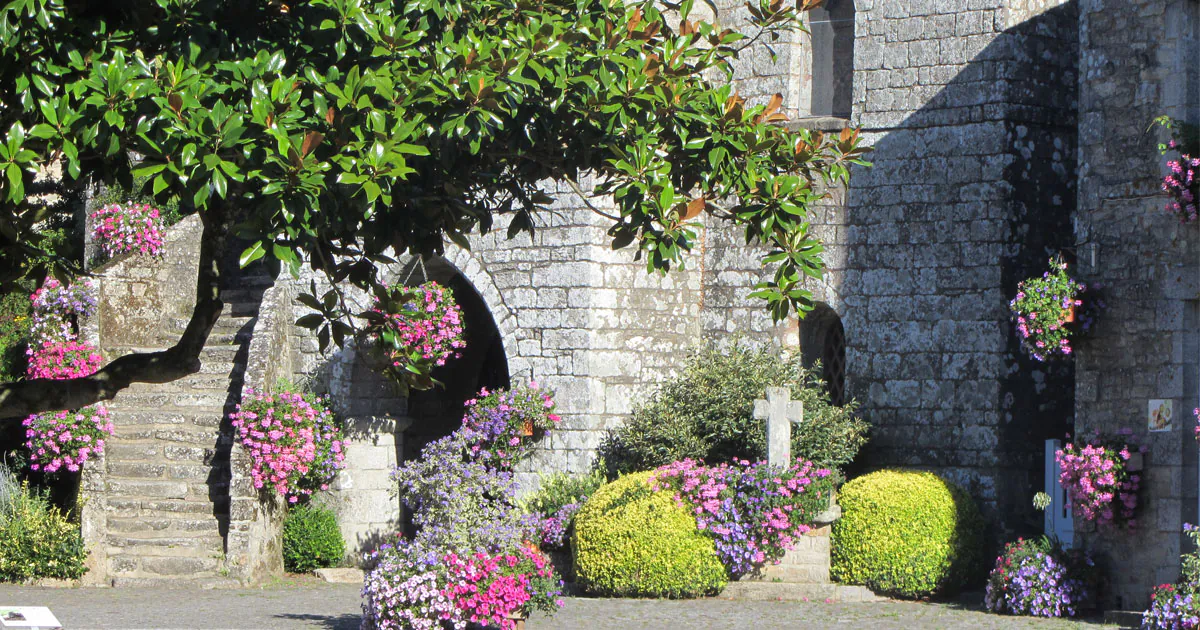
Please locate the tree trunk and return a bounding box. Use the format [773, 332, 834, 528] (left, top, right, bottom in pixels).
[0, 206, 228, 419]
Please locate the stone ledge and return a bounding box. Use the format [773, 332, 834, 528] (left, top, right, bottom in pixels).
[315, 568, 364, 584]
[720, 582, 883, 603]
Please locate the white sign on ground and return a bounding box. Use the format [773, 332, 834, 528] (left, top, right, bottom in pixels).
[0, 607, 62, 629]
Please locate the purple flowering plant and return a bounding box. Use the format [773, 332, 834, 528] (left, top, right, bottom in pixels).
[29, 277, 96, 345]
[985, 536, 1097, 618]
[649, 457, 836, 578]
[460, 383, 562, 468]
[1141, 524, 1200, 629]
[1056, 428, 1144, 528]
[364, 395, 565, 630]
[525, 470, 605, 551]
[1009, 256, 1086, 361]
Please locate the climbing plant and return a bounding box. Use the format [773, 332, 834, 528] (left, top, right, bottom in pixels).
[0, 0, 868, 417]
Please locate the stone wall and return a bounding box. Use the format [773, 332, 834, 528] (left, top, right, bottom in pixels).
[834, 0, 1079, 535]
[226, 277, 291, 584]
[1072, 0, 1200, 609]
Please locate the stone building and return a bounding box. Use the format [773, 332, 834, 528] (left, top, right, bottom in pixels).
[74, 0, 1199, 608]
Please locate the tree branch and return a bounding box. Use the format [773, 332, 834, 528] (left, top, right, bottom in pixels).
[0, 205, 229, 419]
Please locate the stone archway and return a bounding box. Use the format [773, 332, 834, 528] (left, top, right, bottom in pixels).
[399, 252, 513, 459]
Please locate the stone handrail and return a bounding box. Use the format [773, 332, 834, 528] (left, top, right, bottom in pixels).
[225, 277, 292, 584]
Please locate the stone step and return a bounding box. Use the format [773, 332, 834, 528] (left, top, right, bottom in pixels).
[108, 576, 241, 589]
[105, 479, 218, 501]
[106, 497, 230, 519]
[108, 427, 230, 447]
[106, 461, 230, 481]
[719, 582, 883, 603]
[108, 412, 228, 430]
[103, 443, 224, 464]
[106, 391, 228, 411]
[105, 535, 224, 555]
[107, 515, 226, 536]
[107, 554, 226, 580]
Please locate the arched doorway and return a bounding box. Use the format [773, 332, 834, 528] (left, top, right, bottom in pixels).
[799, 303, 846, 406]
[402, 256, 510, 459]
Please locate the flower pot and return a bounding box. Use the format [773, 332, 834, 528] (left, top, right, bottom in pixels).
[519, 419, 534, 437]
[1064, 303, 1076, 324]
[506, 613, 527, 630]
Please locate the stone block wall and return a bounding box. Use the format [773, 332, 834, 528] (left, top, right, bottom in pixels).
[832, 0, 1079, 533]
[1072, 0, 1200, 609]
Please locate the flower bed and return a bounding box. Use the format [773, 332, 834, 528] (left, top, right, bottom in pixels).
[1142, 524, 1200, 629]
[460, 383, 561, 467]
[229, 386, 345, 503]
[23, 406, 114, 473]
[984, 537, 1097, 618]
[362, 383, 564, 629]
[649, 457, 835, 578]
[1010, 257, 1085, 361]
[367, 280, 464, 391]
[90, 202, 165, 259]
[1055, 430, 1142, 528]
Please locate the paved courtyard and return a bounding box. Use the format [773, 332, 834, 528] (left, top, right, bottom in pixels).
[0, 581, 1122, 629]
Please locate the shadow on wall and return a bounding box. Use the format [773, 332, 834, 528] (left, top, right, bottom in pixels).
[839, 0, 1079, 539]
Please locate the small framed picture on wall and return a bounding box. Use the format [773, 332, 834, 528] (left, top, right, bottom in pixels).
[1148, 399, 1174, 432]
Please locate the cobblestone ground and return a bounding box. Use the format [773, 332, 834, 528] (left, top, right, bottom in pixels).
[0, 581, 1120, 629]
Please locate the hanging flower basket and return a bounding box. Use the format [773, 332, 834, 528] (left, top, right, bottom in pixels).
[364, 280, 465, 391]
[1009, 256, 1097, 362]
[1055, 429, 1144, 529]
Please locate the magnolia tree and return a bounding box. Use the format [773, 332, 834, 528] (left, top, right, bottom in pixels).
[0, 0, 867, 417]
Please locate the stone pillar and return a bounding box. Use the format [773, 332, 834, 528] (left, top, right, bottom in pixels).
[327, 416, 411, 564]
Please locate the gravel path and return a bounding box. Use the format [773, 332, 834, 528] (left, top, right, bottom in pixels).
[0, 581, 1120, 629]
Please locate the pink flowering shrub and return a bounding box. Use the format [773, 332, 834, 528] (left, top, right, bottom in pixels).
[26, 340, 103, 380]
[1162, 141, 1199, 223]
[1010, 257, 1085, 361]
[29, 278, 96, 345]
[229, 386, 345, 503]
[23, 406, 114, 473]
[442, 547, 562, 629]
[1056, 430, 1143, 528]
[650, 457, 836, 577]
[367, 281, 464, 391]
[460, 383, 561, 467]
[90, 203, 165, 259]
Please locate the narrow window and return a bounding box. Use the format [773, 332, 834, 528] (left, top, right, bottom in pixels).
[809, 0, 855, 119]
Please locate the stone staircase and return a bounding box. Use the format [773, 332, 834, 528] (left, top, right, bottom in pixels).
[98, 269, 272, 586]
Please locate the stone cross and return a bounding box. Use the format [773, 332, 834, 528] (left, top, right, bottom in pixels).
[752, 387, 804, 469]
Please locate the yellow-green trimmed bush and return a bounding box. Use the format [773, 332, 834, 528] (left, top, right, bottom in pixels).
[572, 471, 726, 598]
[831, 469, 984, 598]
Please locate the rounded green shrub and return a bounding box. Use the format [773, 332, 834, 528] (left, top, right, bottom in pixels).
[282, 503, 345, 573]
[572, 471, 726, 598]
[831, 469, 985, 599]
